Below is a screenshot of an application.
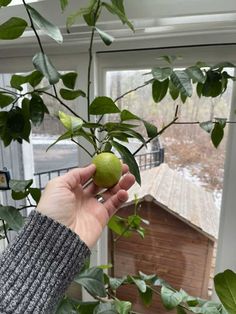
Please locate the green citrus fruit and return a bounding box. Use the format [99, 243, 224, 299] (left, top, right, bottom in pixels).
[92, 152, 122, 188]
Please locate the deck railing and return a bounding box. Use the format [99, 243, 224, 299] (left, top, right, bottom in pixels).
[34, 149, 164, 190]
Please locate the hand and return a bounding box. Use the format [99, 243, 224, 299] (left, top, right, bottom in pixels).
[37, 164, 135, 248]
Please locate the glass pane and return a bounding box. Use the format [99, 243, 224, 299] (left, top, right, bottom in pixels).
[106, 68, 233, 312]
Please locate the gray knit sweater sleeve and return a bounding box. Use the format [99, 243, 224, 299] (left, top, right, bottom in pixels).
[0, 210, 91, 314]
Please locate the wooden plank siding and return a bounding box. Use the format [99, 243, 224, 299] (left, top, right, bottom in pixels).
[110, 201, 215, 314]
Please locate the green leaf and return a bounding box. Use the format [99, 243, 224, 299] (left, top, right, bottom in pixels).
[74, 267, 106, 298]
[211, 122, 225, 148]
[202, 71, 222, 98]
[115, 300, 132, 314]
[214, 270, 236, 314]
[26, 4, 63, 43]
[139, 287, 153, 307]
[0, 93, 15, 108]
[32, 52, 60, 85]
[129, 276, 146, 293]
[177, 306, 187, 314]
[29, 188, 41, 204]
[60, 0, 68, 12]
[11, 190, 29, 200]
[0, 17, 27, 40]
[60, 72, 78, 89]
[111, 0, 125, 14]
[152, 79, 169, 103]
[29, 94, 48, 126]
[10, 71, 43, 91]
[171, 70, 193, 97]
[161, 286, 184, 310]
[200, 121, 214, 134]
[211, 62, 236, 70]
[102, 2, 134, 32]
[93, 302, 117, 314]
[111, 140, 141, 185]
[120, 109, 139, 121]
[186, 66, 206, 83]
[59, 111, 83, 133]
[109, 277, 126, 290]
[95, 27, 114, 46]
[151, 67, 172, 81]
[60, 88, 86, 100]
[0, 205, 24, 231]
[143, 121, 158, 138]
[55, 298, 77, 314]
[108, 215, 131, 237]
[76, 301, 99, 314]
[169, 80, 180, 100]
[46, 131, 72, 151]
[9, 179, 33, 192]
[0, 0, 12, 7]
[89, 96, 120, 115]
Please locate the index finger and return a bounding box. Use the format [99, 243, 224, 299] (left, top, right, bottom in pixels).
[62, 164, 96, 189]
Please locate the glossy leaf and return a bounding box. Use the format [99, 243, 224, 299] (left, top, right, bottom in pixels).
[59, 111, 83, 133]
[211, 62, 236, 70]
[211, 122, 225, 148]
[169, 80, 179, 100]
[0, 0, 12, 7]
[161, 286, 184, 310]
[214, 270, 236, 313]
[33, 52, 60, 84]
[111, 0, 125, 14]
[102, 2, 134, 31]
[0, 17, 27, 40]
[74, 267, 107, 298]
[11, 190, 29, 201]
[186, 66, 205, 83]
[151, 67, 172, 81]
[152, 79, 169, 103]
[120, 109, 139, 121]
[29, 95, 48, 126]
[109, 276, 126, 290]
[115, 300, 132, 314]
[60, 72, 78, 89]
[46, 131, 72, 151]
[29, 188, 41, 204]
[60, 88, 86, 100]
[93, 302, 117, 314]
[202, 71, 222, 98]
[96, 27, 114, 46]
[199, 121, 214, 134]
[89, 96, 120, 115]
[0, 93, 15, 108]
[55, 298, 77, 314]
[0, 205, 24, 231]
[108, 215, 131, 237]
[143, 121, 158, 138]
[26, 4, 63, 43]
[9, 179, 33, 192]
[139, 287, 153, 307]
[77, 301, 100, 314]
[177, 306, 187, 314]
[111, 140, 141, 185]
[10, 71, 43, 90]
[129, 276, 146, 293]
[171, 70, 192, 97]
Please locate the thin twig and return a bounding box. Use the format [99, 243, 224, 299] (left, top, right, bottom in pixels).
[71, 138, 93, 157]
[114, 82, 150, 103]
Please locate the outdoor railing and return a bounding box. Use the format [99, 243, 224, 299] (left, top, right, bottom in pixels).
[34, 149, 164, 190]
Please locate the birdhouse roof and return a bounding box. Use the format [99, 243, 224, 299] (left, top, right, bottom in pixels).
[124, 163, 220, 241]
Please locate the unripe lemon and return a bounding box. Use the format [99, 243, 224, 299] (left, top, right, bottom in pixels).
[92, 152, 122, 188]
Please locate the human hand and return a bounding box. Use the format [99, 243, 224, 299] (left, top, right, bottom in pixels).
[37, 164, 135, 248]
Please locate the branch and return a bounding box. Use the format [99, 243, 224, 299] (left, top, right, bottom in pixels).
[114, 81, 150, 103]
[1, 219, 9, 244]
[71, 138, 93, 157]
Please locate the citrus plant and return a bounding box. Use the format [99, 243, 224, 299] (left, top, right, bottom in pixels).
[0, 0, 236, 313]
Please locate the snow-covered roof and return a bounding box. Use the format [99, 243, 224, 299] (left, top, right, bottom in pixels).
[124, 163, 220, 241]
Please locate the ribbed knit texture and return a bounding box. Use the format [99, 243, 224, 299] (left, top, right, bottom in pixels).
[0, 210, 90, 314]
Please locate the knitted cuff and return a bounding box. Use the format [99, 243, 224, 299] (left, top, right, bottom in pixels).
[0, 210, 90, 314]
